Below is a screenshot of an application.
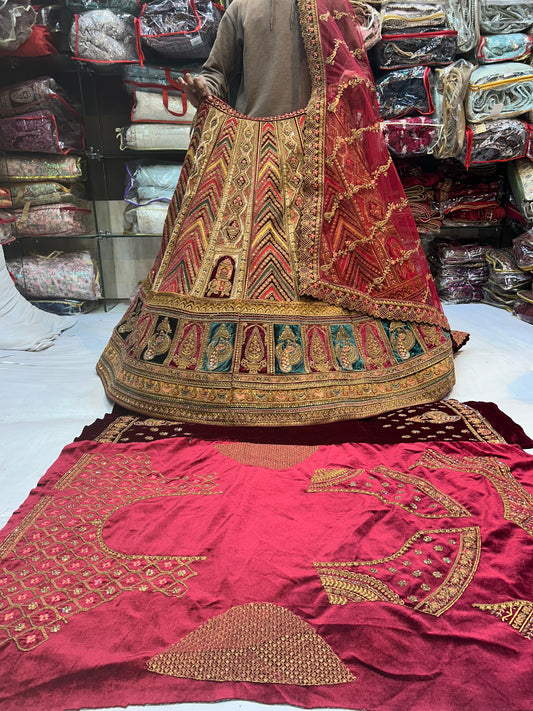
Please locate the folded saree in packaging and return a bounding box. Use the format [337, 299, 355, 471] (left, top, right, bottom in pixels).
[479, 0, 533, 34]
[512, 228, 533, 271]
[507, 157, 533, 221]
[476, 33, 533, 64]
[460, 119, 531, 169]
[97, 0, 455, 426]
[375, 65, 434, 119]
[512, 288, 533, 323]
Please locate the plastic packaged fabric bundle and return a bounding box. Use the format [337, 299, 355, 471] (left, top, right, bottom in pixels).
[481, 283, 519, 310]
[123, 202, 168, 235]
[433, 238, 492, 266]
[124, 162, 182, 206]
[431, 59, 474, 160]
[31, 298, 99, 315]
[459, 119, 531, 169]
[65, 0, 141, 13]
[130, 89, 197, 124]
[507, 157, 533, 222]
[8, 181, 87, 209]
[512, 229, 533, 271]
[0, 77, 81, 119]
[485, 248, 532, 292]
[13, 203, 94, 237]
[139, 0, 223, 60]
[373, 29, 458, 70]
[375, 66, 434, 119]
[0, 0, 36, 51]
[7, 249, 101, 300]
[465, 63, 533, 123]
[380, 1, 450, 32]
[512, 289, 533, 323]
[432, 238, 491, 304]
[116, 123, 192, 151]
[381, 116, 442, 157]
[0, 110, 85, 154]
[123, 63, 203, 90]
[70, 9, 141, 63]
[476, 33, 533, 63]
[445, 0, 478, 52]
[0, 153, 85, 183]
[479, 0, 533, 34]
[0, 210, 16, 245]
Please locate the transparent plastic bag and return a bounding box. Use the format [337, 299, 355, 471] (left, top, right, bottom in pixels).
[376, 65, 434, 119]
[117, 123, 192, 150]
[476, 33, 533, 63]
[350, 1, 381, 49]
[0, 1, 36, 51]
[131, 88, 197, 124]
[380, 1, 450, 32]
[124, 161, 182, 205]
[0, 77, 81, 120]
[0, 109, 85, 154]
[14, 203, 94, 237]
[9, 181, 87, 209]
[123, 202, 168, 234]
[485, 248, 532, 291]
[459, 119, 530, 169]
[70, 9, 141, 63]
[139, 0, 223, 60]
[433, 238, 492, 266]
[0, 186, 11, 208]
[7, 249, 101, 300]
[512, 229, 533, 271]
[0, 153, 85, 183]
[479, 0, 533, 34]
[465, 62, 533, 123]
[0, 210, 16, 244]
[374, 29, 458, 70]
[382, 116, 442, 157]
[431, 59, 474, 160]
[66, 0, 141, 13]
[512, 289, 533, 323]
[123, 63, 202, 90]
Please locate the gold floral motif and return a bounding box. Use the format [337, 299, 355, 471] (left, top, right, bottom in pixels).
[406, 410, 461, 425]
[473, 600, 533, 640]
[206, 257, 234, 297]
[275, 326, 303, 373]
[117, 301, 141, 334]
[241, 325, 267, 373]
[206, 325, 234, 371]
[143, 317, 173, 361]
[315, 527, 480, 616]
[308, 465, 471, 519]
[146, 603, 355, 685]
[362, 326, 389, 369]
[413, 449, 533, 537]
[172, 323, 202, 370]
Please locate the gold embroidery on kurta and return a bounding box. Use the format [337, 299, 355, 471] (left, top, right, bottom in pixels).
[147, 602, 355, 685]
[315, 526, 480, 616]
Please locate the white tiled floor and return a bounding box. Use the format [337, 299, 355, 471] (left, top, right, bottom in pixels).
[0, 301, 532, 711]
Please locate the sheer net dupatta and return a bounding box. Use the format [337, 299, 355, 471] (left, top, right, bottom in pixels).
[297, 0, 450, 330]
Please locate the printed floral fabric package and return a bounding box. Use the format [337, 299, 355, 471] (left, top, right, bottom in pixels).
[13, 203, 94, 237]
[376, 66, 434, 119]
[8, 181, 87, 209]
[476, 33, 533, 64]
[0, 110, 84, 154]
[373, 30, 458, 70]
[6, 249, 101, 300]
[459, 119, 531, 169]
[116, 123, 192, 151]
[0, 153, 85, 183]
[465, 63, 533, 123]
[479, 0, 533, 34]
[382, 117, 442, 157]
[70, 9, 140, 63]
[139, 0, 223, 60]
[0, 77, 81, 119]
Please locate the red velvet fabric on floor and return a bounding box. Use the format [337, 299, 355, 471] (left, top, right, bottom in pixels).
[1, 404, 533, 711]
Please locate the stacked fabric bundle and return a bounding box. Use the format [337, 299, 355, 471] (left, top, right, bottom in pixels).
[460, 1, 533, 171]
[117, 64, 199, 152]
[394, 160, 443, 235]
[482, 246, 532, 310]
[0, 0, 59, 58]
[430, 238, 492, 303]
[123, 161, 182, 235]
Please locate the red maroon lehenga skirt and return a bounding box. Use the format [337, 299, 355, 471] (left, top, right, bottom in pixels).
[97, 0, 455, 426]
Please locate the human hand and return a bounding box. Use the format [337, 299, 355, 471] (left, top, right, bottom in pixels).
[178, 72, 212, 108]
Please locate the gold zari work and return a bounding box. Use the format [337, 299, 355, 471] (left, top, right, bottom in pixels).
[147, 602, 355, 685]
[473, 600, 533, 640]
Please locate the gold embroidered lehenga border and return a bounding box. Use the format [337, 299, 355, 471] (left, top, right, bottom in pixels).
[96, 0, 455, 425]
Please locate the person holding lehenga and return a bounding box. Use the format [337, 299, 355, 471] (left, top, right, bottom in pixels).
[96, 0, 456, 426]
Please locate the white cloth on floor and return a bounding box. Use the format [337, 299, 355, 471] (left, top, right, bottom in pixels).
[0, 245, 76, 351]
